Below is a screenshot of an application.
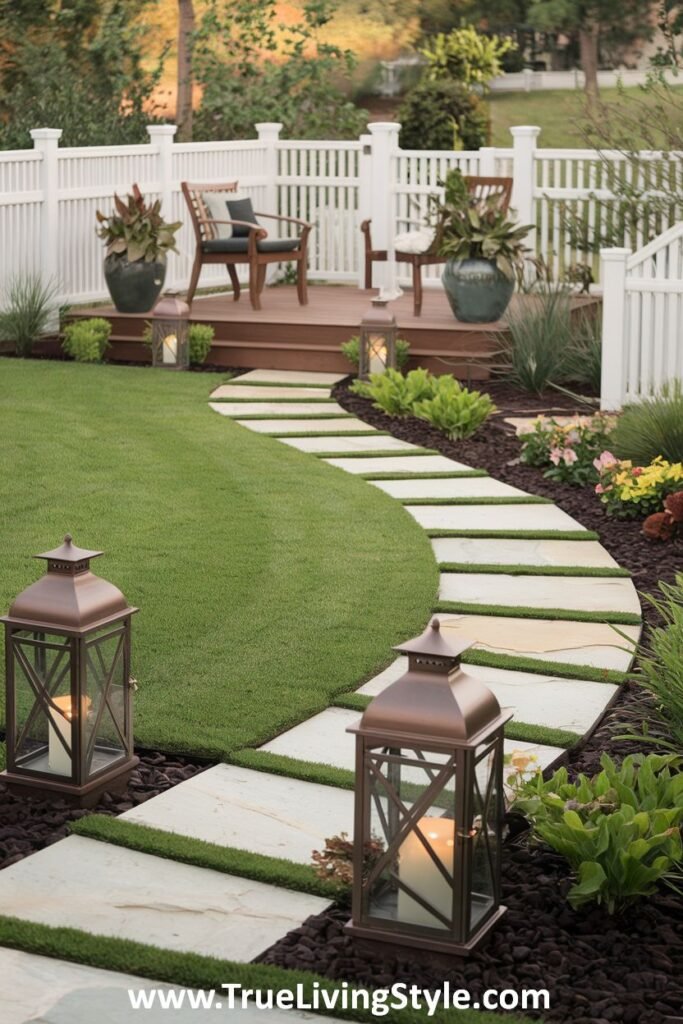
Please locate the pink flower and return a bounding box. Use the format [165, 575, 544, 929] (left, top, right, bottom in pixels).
[563, 448, 578, 465]
[566, 430, 580, 444]
[593, 450, 617, 472]
[632, 467, 643, 477]
[595, 483, 605, 494]
[549, 447, 562, 465]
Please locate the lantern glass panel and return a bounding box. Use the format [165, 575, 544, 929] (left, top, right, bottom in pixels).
[82, 623, 128, 778]
[365, 745, 456, 932]
[469, 741, 500, 933]
[367, 333, 388, 375]
[12, 631, 73, 777]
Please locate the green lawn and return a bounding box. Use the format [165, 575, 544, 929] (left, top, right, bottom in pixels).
[490, 86, 683, 147]
[0, 360, 437, 758]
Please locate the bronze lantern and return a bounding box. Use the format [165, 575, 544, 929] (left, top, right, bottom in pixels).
[1, 535, 139, 805]
[358, 297, 397, 379]
[151, 290, 190, 369]
[346, 618, 511, 955]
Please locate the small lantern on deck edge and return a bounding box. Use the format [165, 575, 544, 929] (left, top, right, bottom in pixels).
[151, 290, 190, 369]
[358, 297, 397, 379]
[346, 617, 512, 955]
[1, 536, 139, 806]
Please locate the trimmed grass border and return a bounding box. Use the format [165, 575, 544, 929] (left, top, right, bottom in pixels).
[426, 529, 599, 540]
[434, 601, 641, 625]
[360, 470, 488, 480]
[461, 649, 628, 685]
[210, 396, 336, 404]
[266, 430, 390, 439]
[438, 563, 631, 578]
[0, 916, 536, 1024]
[227, 748, 356, 790]
[229, 412, 356, 421]
[314, 448, 438, 459]
[70, 816, 340, 899]
[400, 497, 551, 506]
[228, 378, 336, 389]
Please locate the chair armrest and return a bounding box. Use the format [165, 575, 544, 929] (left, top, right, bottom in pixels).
[198, 217, 267, 236]
[253, 212, 313, 231]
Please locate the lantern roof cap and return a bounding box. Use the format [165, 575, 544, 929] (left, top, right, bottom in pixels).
[154, 290, 190, 319]
[394, 617, 472, 660]
[36, 534, 103, 564]
[361, 295, 396, 327]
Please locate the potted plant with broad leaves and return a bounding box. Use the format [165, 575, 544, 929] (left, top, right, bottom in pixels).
[430, 171, 531, 323]
[96, 192, 182, 314]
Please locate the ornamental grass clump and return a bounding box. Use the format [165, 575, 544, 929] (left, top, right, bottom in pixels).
[519, 413, 614, 485]
[594, 452, 683, 518]
[611, 380, 683, 465]
[633, 573, 683, 749]
[511, 753, 683, 914]
[0, 273, 61, 357]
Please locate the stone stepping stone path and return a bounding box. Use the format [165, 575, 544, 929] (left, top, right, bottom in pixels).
[0, 368, 641, 998]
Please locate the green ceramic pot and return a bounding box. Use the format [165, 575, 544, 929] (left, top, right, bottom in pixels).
[442, 257, 515, 323]
[104, 254, 166, 314]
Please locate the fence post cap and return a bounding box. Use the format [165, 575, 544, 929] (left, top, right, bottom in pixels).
[510, 125, 541, 138]
[600, 247, 632, 259]
[30, 128, 63, 141]
[146, 124, 178, 137]
[255, 122, 283, 138]
[367, 121, 401, 135]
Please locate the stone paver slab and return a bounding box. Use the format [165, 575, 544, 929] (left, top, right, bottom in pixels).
[356, 656, 408, 696]
[438, 614, 640, 671]
[260, 707, 563, 771]
[431, 537, 619, 568]
[236, 417, 373, 434]
[123, 764, 353, 865]
[505, 415, 595, 434]
[232, 369, 346, 385]
[439, 572, 641, 614]
[211, 385, 332, 399]
[0, 836, 328, 962]
[0, 948, 347, 1024]
[211, 402, 347, 417]
[325, 455, 474, 475]
[406, 504, 583, 531]
[373, 477, 529, 499]
[279, 435, 417, 454]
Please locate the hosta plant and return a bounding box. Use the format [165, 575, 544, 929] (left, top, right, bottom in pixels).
[511, 753, 683, 914]
[594, 452, 683, 519]
[96, 192, 181, 263]
[413, 375, 496, 440]
[519, 413, 615, 486]
[350, 368, 434, 418]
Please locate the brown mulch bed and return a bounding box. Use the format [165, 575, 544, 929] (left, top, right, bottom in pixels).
[256, 382, 683, 1024]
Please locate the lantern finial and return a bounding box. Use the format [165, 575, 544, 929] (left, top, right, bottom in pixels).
[64, 533, 72, 544]
[431, 616, 440, 631]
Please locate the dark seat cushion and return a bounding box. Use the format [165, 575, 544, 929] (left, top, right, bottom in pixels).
[226, 197, 258, 237]
[202, 237, 301, 254]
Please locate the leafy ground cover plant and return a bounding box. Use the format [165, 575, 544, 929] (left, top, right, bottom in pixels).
[594, 452, 683, 518]
[519, 413, 615, 485]
[511, 753, 683, 914]
[0, 273, 61, 357]
[350, 368, 434, 417]
[413, 375, 496, 440]
[341, 335, 410, 371]
[62, 318, 111, 363]
[611, 381, 683, 465]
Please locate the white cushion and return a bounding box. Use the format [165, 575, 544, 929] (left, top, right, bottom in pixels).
[394, 228, 435, 254]
[201, 191, 250, 239]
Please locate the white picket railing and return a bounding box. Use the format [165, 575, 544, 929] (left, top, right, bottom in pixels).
[1, 121, 683, 310]
[600, 224, 683, 410]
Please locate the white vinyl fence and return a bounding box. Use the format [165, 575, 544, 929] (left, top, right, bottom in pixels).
[600, 225, 683, 410]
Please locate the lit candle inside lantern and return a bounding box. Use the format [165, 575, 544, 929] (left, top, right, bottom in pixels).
[398, 816, 455, 929]
[47, 695, 73, 775]
[369, 337, 387, 374]
[162, 333, 178, 364]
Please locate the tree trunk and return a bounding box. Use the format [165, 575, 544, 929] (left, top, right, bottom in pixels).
[176, 0, 195, 142]
[579, 24, 600, 108]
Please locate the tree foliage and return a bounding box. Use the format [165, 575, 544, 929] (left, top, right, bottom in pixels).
[421, 26, 516, 88]
[397, 79, 490, 151]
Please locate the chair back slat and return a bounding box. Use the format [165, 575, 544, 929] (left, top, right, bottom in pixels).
[464, 176, 513, 213]
[181, 181, 238, 243]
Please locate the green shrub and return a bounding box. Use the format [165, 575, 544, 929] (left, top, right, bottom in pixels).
[188, 324, 214, 365]
[635, 574, 683, 748]
[397, 80, 490, 151]
[350, 368, 434, 417]
[0, 273, 61, 357]
[341, 336, 410, 371]
[413, 375, 496, 440]
[611, 380, 683, 465]
[511, 753, 683, 914]
[62, 318, 112, 363]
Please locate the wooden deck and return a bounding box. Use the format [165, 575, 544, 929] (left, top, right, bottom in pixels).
[72, 284, 600, 378]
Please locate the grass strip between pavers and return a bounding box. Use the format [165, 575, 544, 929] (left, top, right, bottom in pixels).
[438, 563, 631, 578]
[265, 430, 389, 439]
[426, 529, 599, 540]
[211, 396, 336, 404]
[461, 649, 628, 685]
[227, 748, 356, 790]
[0, 917, 538, 1024]
[227, 378, 337, 389]
[331, 694, 580, 748]
[229, 412, 356, 421]
[400, 496, 552, 506]
[314, 448, 438, 459]
[433, 601, 641, 625]
[69, 816, 341, 899]
[360, 470, 488, 480]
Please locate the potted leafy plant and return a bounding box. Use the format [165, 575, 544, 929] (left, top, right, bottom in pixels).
[96, 192, 182, 314]
[430, 171, 531, 323]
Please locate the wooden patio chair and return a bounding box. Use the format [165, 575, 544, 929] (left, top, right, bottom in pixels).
[360, 175, 513, 317]
[181, 181, 313, 310]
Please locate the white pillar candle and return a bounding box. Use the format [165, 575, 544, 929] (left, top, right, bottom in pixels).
[47, 695, 73, 775]
[369, 338, 387, 374]
[397, 816, 455, 929]
[162, 333, 178, 364]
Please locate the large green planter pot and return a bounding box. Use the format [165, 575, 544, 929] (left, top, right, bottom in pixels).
[442, 257, 515, 323]
[104, 254, 166, 314]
